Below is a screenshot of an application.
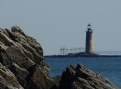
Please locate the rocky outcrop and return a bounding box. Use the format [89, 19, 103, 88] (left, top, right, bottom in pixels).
[59, 64, 120, 89]
[0, 26, 120, 89]
[0, 26, 56, 89]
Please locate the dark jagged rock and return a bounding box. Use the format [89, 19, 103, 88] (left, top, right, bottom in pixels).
[59, 64, 120, 89]
[9, 63, 29, 87]
[0, 26, 56, 89]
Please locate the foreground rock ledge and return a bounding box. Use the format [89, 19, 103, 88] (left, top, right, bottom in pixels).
[0, 26, 56, 89]
[59, 64, 120, 89]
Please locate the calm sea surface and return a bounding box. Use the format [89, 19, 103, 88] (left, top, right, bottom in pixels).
[45, 57, 121, 87]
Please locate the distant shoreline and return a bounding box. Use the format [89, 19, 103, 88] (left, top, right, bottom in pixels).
[45, 52, 121, 58]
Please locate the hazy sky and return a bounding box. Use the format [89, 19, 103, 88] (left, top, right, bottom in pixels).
[0, 0, 121, 55]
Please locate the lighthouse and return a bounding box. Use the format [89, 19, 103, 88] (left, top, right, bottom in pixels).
[85, 23, 94, 54]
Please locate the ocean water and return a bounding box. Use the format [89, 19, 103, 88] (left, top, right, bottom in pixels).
[45, 57, 121, 87]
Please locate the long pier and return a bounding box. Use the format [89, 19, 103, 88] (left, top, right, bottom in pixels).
[60, 47, 85, 55]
